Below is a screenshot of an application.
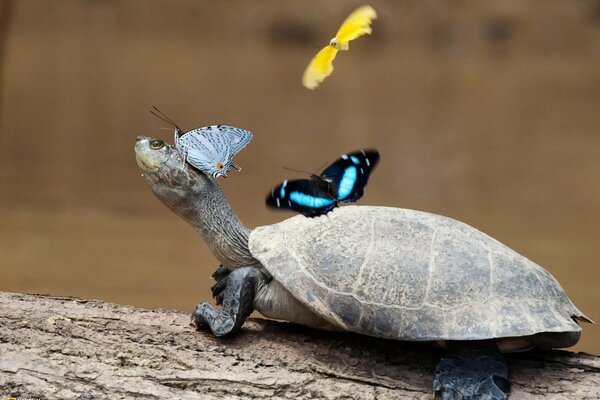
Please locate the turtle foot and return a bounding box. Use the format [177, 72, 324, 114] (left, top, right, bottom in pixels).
[433, 341, 509, 400]
[192, 303, 235, 337]
[192, 267, 262, 337]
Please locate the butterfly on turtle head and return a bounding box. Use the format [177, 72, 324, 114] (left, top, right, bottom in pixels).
[150, 106, 252, 178]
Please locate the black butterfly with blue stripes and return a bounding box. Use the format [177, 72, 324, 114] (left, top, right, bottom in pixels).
[266, 149, 379, 217]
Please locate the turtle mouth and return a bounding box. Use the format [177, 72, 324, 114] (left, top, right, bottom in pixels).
[135, 153, 159, 172]
[134, 136, 186, 176]
[135, 138, 163, 172]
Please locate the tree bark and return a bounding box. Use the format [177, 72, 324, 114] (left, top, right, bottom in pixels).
[0, 292, 598, 399]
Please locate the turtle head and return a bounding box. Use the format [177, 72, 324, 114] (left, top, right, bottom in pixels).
[135, 136, 176, 172]
[135, 135, 256, 268]
[135, 135, 208, 208]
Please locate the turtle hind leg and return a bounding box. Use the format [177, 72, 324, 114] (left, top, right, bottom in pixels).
[433, 341, 510, 400]
[192, 267, 263, 337]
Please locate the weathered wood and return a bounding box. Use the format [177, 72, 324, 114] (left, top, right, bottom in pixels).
[0, 292, 598, 399]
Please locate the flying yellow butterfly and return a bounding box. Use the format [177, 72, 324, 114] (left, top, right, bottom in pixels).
[302, 5, 377, 90]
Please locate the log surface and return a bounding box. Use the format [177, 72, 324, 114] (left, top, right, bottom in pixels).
[0, 292, 598, 399]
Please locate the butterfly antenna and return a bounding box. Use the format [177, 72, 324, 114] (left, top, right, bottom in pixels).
[150, 106, 182, 133]
[283, 166, 314, 176]
[314, 160, 330, 174]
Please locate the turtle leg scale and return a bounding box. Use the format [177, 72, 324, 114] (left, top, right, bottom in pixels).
[192, 266, 262, 337]
[433, 341, 510, 400]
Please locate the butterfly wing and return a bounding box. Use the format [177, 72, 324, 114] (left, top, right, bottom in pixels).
[185, 146, 221, 177]
[217, 125, 253, 154]
[334, 5, 377, 49]
[176, 128, 223, 176]
[302, 45, 339, 89]
[320, 149, 379, 203]
[176, 125, 252, 177]
[266, 179, 337, 217]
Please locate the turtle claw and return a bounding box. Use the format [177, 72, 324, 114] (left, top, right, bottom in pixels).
[210, 265, 231, 305]
[433, 342, 509, 400]
[211, 264, 231, 281]
[211, 280, 228, 305]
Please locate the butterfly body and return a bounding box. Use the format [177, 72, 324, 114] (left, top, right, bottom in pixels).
[174, 124, 252, 178]
[328, 39, 343, 51]
[309, 174, 337, 196]
[302, 5, 377, 89]
[266, 149, 379, 217]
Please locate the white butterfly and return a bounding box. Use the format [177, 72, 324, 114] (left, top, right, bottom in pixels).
[175, 124, 252, 178]
[151, 107, 252, 178]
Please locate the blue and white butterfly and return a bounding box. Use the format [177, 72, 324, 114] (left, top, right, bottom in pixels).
[151, 107, 252, 178]
[174, 124, 252, 178]
[266, 149, 379, 217]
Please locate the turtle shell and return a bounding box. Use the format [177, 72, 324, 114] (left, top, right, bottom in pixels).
[249, 206, 588, 343]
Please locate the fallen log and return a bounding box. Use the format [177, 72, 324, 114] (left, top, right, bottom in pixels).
[0, 292, 598, 399]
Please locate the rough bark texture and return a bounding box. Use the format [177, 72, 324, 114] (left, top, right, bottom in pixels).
[0, 292, 598, 399]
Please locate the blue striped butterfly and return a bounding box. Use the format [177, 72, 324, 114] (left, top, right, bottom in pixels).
[266, 149, 379, 217]
[151, 107, 252, 178]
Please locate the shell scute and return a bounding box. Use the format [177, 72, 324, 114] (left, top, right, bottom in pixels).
[492, 253, 548, 300]
[427, 232, 492, 308]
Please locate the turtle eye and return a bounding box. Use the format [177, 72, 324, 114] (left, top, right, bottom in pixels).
[216, 162, 224, 170]
[150, 140, 164, 150]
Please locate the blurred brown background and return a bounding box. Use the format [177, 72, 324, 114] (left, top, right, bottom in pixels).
[0, 0, 598, 354]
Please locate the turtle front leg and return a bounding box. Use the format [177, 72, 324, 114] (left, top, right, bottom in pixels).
[192, 266, 264, 337]
[433, 341, 510, 400]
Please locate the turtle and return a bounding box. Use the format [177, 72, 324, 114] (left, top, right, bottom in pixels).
[135, 136, 591, 399]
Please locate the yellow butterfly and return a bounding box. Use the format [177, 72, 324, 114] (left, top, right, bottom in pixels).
[302, 5, 377, 90]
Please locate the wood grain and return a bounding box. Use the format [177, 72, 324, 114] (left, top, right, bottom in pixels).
[1, 292, 598, 399]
